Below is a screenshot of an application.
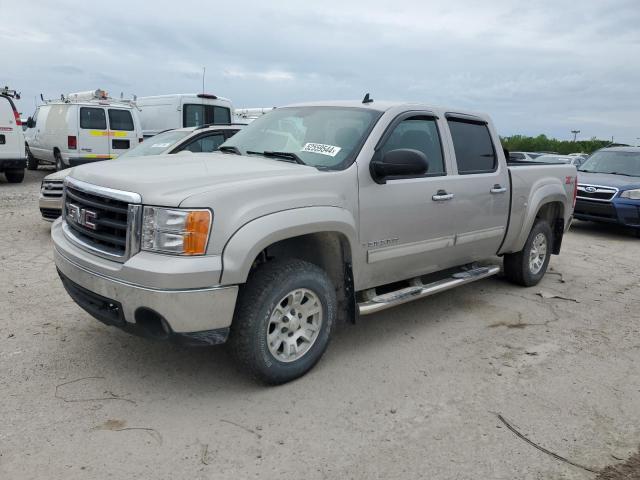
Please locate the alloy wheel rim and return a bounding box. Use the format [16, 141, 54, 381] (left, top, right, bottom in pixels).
[529, 233, 548, 275]
[267, 288, 323, 363]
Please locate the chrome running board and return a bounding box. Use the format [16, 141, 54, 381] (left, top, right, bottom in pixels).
[357, 265, 500, 316]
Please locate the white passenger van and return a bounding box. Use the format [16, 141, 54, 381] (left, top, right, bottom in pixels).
[24, 89, 143, 171]
[0, 87, 26, 183]
[137, 93, 233, 137]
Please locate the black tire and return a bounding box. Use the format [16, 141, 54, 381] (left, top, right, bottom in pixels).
[228, 258, 337, 385]
[5, 169, 25, 183]
[504, 220, 553, 287]
[55, 151, 64, 171]
[26, 145, 38, 170]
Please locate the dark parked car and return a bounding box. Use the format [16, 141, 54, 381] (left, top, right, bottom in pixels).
[574, 147, 640, 233]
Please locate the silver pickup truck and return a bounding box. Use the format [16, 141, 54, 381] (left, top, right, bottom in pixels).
[52, 100, 577, 383]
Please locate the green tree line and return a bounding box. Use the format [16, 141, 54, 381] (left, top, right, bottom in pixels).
[500, 134, 612, 155]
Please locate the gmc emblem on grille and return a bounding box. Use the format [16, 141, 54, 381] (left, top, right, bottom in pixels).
[584, 186, 597, 193]
[67, 203, 98, 230]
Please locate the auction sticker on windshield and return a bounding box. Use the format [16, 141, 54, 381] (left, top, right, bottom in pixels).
[301, 143, 342, 157]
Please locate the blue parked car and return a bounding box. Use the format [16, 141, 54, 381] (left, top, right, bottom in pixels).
[574, 147, 640, 233]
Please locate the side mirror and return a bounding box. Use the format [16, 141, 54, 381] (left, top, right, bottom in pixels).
[370, 148, 429, 184]
[26, 117, 35, 128]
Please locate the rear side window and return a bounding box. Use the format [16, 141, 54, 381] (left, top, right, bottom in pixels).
[448, 119, 496, 174]
[381, 117, 445, 176]
[80, 107, 106, 130]
[183, 104, 231, 127]
[180, 133, 226, 153]
[108, 109, 134, 131]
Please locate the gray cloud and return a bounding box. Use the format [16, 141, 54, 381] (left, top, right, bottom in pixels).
[3, 0, 639, 143]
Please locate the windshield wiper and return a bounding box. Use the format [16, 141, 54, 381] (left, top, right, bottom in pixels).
[246, 150, 306, 165]
[218, 145, 241, 155]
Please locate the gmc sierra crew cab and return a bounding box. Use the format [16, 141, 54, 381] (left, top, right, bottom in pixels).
[52, 99, 577, 384]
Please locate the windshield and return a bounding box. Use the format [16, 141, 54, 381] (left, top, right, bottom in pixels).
[579, 150, 640, 176]
[118, 130, 192, 158]
[220, 106, 382, 169]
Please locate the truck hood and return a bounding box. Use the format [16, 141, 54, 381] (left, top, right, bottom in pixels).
[67, 153, 326, 206]
[577, 171, 640, 190]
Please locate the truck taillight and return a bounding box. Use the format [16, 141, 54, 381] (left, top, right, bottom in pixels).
[13, 109, 21, 126]
[68, 136, 77, 150]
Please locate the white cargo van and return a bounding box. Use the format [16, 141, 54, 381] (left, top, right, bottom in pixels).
[0, 87, 26, 183]
[137, 93, 233, 137]
[24, 90, 143, 171]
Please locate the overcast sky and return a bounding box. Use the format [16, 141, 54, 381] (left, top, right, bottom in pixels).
[3, 0, 639, 142]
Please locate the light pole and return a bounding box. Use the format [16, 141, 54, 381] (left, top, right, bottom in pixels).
[571, 130, 580, 142]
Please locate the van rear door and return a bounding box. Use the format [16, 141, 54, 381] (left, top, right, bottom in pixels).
[107, 108, 136, 158]
[78, 106, 110, 163]
[0, 96, 20, 160]
[182, 102, 231, 127]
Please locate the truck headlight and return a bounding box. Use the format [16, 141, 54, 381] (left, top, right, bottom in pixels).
[620, 189, 640, 200]
[141, 207, 212, 255]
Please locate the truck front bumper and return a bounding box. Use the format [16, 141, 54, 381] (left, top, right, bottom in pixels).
[52, 220, 238, 346]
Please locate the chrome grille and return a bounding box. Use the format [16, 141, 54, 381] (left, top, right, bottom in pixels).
[62, 178, 141, 261]
[41, 179, 64, 198]
[576, 184, 618, 202]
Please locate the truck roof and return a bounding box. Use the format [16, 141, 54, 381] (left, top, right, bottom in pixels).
[283, 100, 492, 122]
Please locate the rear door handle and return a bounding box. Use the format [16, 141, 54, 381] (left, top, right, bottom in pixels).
[432, 190, 454, 201]
[490, 184, 507, 194]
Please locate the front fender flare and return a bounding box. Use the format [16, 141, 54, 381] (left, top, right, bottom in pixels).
[220, 206, 358, 285]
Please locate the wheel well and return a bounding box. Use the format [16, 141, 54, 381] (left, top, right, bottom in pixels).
[251, 232, 355, 322]
[536, 202, 565, 254]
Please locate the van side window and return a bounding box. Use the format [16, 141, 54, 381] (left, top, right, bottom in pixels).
[80, 107, 106, 130]
[108, 109, 134, 131]
[447, 119, 496, 174]
[381, 116, 445, 176]
[183, 104, 231, 127]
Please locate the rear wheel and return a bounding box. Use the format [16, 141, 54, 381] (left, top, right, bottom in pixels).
[26, 145, 38, 170]
[54, 151, 64, 171]
[5, 169, 25, 183]
[229, 259, 336, 384]
[504, 220, 553, 286]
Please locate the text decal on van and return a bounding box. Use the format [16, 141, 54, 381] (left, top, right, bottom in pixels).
[301, 143, 342, 157]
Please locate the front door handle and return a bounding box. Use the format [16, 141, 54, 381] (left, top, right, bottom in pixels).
[490, 184, 507, 194]
[432, 190, 455, 201]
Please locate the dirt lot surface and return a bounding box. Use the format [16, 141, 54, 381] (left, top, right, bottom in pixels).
[1, 169, 639, 479]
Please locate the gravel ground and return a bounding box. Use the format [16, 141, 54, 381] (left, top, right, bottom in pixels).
[1, 169, 639, 479]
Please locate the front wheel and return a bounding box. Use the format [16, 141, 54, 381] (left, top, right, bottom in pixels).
[504, 220, 553, 286]
[55, 152, 65, 171]
[26, 145, 38, 170]
[228, 259, 336, 384]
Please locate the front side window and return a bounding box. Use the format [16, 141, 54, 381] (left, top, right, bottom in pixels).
[80, 107, 106, 130]
[221, 106, 382, 170]
[180, 133, 226, 153]
[448, 119, 496, 174]
[381, 117, 445, 176]
[108, 109, 134, 131]
[183, 104, 231, 127]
